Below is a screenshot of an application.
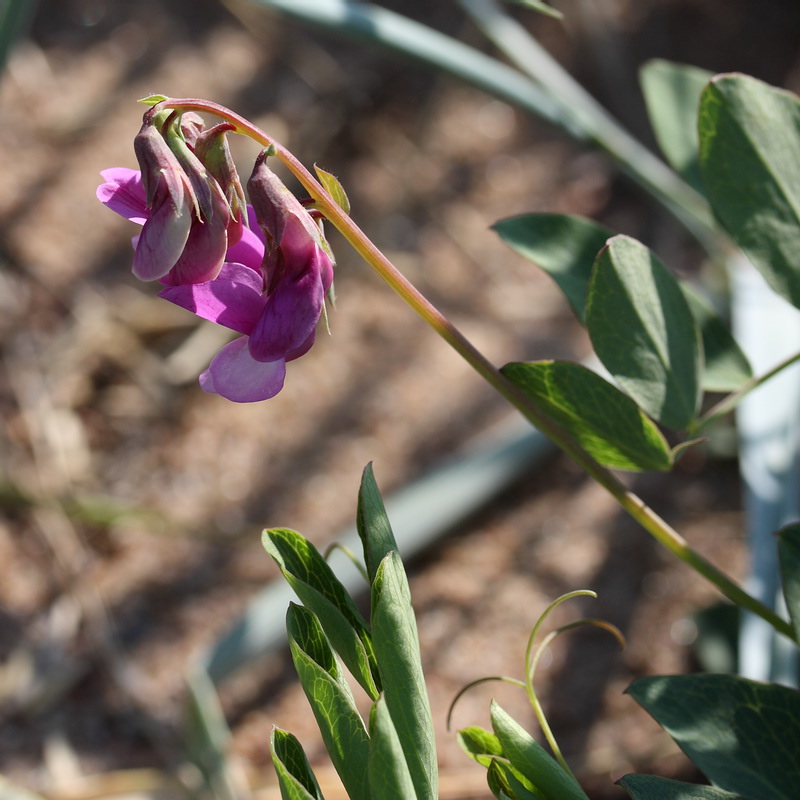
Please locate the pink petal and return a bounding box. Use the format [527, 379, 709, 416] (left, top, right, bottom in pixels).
[286, 329, 316, 362]
[97, 168, 148, 224]
[200, 337, 286, 402]
[248, 267, 323, 362]
[132, 194, 193, 281]
[159, 263, 266, 334]
[225, 218, 265, 273]
[162, 199, 229, 285]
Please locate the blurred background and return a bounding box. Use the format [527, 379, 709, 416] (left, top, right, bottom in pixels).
[1, 0, 799, 797]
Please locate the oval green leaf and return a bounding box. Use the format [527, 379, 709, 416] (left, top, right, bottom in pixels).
[493, 213, 612, 321]
[640, 59, 713, 195]
[699, 73, 800, 309]
[619, 774, 748, 800]
[628, 674, 800, 800]
[501, 360, 673, 471]
[586, 235, 701, 430]
[680, 284, 752, 391]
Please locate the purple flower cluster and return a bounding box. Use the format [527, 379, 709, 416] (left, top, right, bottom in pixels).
[98, 109, 334, 402]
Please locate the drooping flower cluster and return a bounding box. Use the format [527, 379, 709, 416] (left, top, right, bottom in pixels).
[97, 106, 335, 402]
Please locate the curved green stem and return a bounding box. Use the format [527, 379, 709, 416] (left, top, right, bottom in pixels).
[157, 97, 796, 643]
[522, 591, 595, 774]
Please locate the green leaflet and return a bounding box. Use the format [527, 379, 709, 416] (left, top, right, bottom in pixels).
[286, 604, 371, 800]
[367, 697, 418, 800]
[699, 73, 800, 309]
[639, 59, 713, 195]
[490, 702, 589, 800]
[679, 284, 751, 392]
[457, 726, 504, 769]
[501, 360, 673, 472]
[372, 551, 438, 800]
[262, 528, 380, 698]
[314, 165, 351, 214]
[488, 760, 543, 800]
[493, 213, 611, 322]
[495, 215, 745, 393]
[587, 235, 701, 430]
[628, 674, 800, 800]
[356, 463, 400, 584]
[270, 728, 324, 800]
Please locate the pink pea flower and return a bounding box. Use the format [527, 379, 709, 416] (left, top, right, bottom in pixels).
[99, 138, 334, 402]
[159, 154, 335, 402]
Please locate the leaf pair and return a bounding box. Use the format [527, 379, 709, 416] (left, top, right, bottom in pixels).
[496, 62, 800, 473]
[264, 465, 437, 800]
[459, 703, 589, 800]
[621, 673, 800, 800]
[496, 218, 739, 471]
[620, 525, 800, 799]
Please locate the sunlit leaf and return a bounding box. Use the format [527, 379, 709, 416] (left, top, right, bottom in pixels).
[367, 696, 417, 800]
[587, 235, 701, 429]
[138, 94, 169, 105]
[628, 674, 800, 799]
[270, 728, 324, 800]
[286, 604, 370, 800]
[372, 551, 437, 800]
[699, 73, 800, 309]
[314, 165, 351, 214]
[490, 702, 589, 800]
[502, 360, 673, 471]
[457, 726, 504, 768]
[356, 463, 399, 584]
[263, 528, 380, 698]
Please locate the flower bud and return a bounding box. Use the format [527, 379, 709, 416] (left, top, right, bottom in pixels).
[179, 112, 205, 148]
[194, 122, 247, 247]
[132, 113, 193, 282]
[130, 107, 230, 285]
[247, 149, 334, 295]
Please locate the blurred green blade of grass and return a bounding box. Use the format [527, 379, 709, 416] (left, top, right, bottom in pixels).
[230, 0, 587, 140]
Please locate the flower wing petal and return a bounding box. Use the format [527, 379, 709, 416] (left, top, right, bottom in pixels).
[97, 168, 148, 224]
[132, 194, 193, 281]
[248, 266, 323, 362]
[225, 220, 265, 273]
[200, 337, 287, 402]
[159, 263, 265, 334]
[162, 195, 229, 285]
